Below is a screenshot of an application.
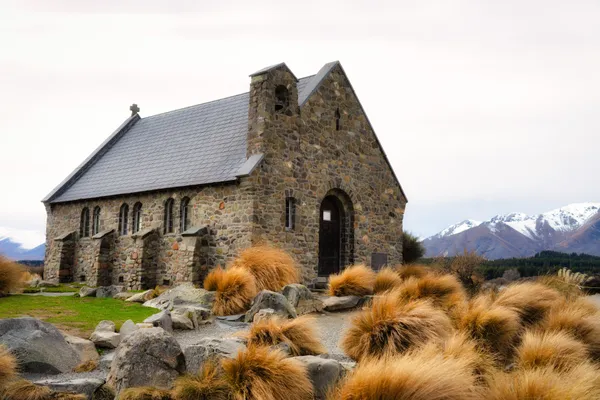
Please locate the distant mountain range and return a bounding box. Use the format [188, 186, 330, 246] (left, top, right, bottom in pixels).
[423, 203, 600, 260]
[0, 230, 45, 261]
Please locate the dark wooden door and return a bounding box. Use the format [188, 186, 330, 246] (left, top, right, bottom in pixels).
[319, 196, 342, 276]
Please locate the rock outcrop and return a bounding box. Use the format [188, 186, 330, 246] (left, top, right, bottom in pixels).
[244, 290, 297, 322]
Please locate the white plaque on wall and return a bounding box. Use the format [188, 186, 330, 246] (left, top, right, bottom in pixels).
[323, 210, 331, 221]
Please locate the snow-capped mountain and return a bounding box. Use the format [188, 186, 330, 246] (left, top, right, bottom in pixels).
[423, 203, 600, 259]
[0, 227, 45, 260]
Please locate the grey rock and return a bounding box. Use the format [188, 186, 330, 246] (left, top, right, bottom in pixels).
[113, 292, 132, 300]
[107, 328, 185, 394]
[38, 280, 59, 288]
[98, 351, 115, 370]
[94, 320, 116, 332]
[294, 356, 344, 399]
[64, 334, 99, 363]
[340, 361, 357, 372]
[183, 337, 245, 374]
[282, 284, 313, 307]
[0, 317, 79, 374]
[144, 310, 173, 333]
[119, 320, 138, 339]
[143, 283, 214, 310]
[172, 305, 212, 329]
[253, 308, 276, 323]
[322, 296, 360, 311]
[90, 331, 121, 349]
[216, 314, 245, 322]
[96, 285, 125, 298]
[79, 286, 97, 298]
[244, 290, 297, 322]
[34, 377, 104, 398]
[125, 290, 153, 303]
[171, 311, 194, 330]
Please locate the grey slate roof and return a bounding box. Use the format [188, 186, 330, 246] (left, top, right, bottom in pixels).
[47, 76, 314, 203]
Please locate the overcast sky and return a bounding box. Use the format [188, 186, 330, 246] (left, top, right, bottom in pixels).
[1, 0, 599, 247]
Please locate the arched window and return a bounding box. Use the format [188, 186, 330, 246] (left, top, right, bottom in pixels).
[285, 197, 296, 230]
[132, 202, 142, 234]
[119, 204, 129, 236]
[164, 198, 174, 234]
[180, 197, 190, 232]
[92, 206, 101, 235]
[335, 108, 341, 131]
[274, 85, 289, 112]
[80, 208, 90, 237]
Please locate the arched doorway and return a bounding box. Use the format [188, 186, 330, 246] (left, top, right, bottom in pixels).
[318, 191, 354, 276]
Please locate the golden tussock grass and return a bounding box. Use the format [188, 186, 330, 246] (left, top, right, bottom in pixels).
[458, 294, 521, 358]
[0, 256, 26, 297]
[92, 385, 116, 400]
[485, 364, 600, 400]
[172, 361, 231, 400]
[244, 316, 326, 356]
[395, 264, 431, 280]
[329, 352, 481, 400]
[373, 267, 402, 294]
[494, 282, 562, 325]
[515, 330, 588, 372]
[117, 387, 172, 400]
[0, 379, 52, 400]
[51, 393, 87, 400]
[538, 275, 583, 299]
[203, 267, 225, 292]
[230, 246, 300, 292]
[212, 267, 258, 316]
[73, 359, 97, 373]
[0, 345, 17, 388]
[328, 264, 375, 297]
[221, 345, 313, 400]
[340, 294, 453, 361]
[394, 274, 467, 315]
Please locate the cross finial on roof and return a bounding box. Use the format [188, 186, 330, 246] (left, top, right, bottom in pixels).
[130, 103, 140, 116]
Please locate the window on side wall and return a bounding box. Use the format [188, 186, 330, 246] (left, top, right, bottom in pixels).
[132, 202, 142, 234]
[119, 203, 129, 236]
[80, 207, 90, 237]
[164, 198, 174, 234]
[180, 197, 190, 232]
[92, 206, 101, 235]
[285, 197, 296, 230]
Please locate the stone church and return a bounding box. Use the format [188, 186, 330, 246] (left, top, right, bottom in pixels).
[43, 61, 408, 289]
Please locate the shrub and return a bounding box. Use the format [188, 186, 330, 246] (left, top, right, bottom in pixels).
[394, 274, 467, 316]
[331, 351, 481, 400]
[245, 316, 326, 356]
[118, 387, 172, 400]
[53, 393, 87, 400]
[395, 264, 431, 280]
[0, 255, 26, 297]
[0, 345, 16, 389]
[221, 346, 313, 400]
[448, 250, 486, 293]
[402, 231, 425, 264]
[172, 361, 230, 400]
[229, 246, 299, 292]
[458, 294, 521, 358]
[203, 267, 224, 291]
[0, 379, 52, 400]
[494, 282, 562, 325]
[341, 295, 452, 361]
[73, 359, 98, 373]
[373, 267, 402, 294]
[328, 264, 375, 297]
[515, 330, 587, 372]
[212, 267, 258, 316]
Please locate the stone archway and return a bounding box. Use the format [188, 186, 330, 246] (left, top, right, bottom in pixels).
[318, 189, 354, 277]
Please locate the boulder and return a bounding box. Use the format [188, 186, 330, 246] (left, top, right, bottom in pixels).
[172, 305, 212, 329]
[90, 320, 120, 349]
[113, 292, 132, 300]
[293, 356, 344, 399]
[79, 286, 97, 298]
[34, 377, 104, 398]
[183, 337, 246, 374]
[253, 308, 276, 323]
[323, 296, 361, 312]
[171, 309, 194, 330]
[125, 289, 153, 303]
[244, 290, 297, 322]
[64, 334, 99, 363]
[95, 320, 116, 332]
[136, 322, 155, 329]
[0, 317, 79, 374]
[144, 310, 173, 333]
[98, 351, 115, 370]
[119, 320, 139, 339]
[96, 285, 125, 298]
[282, 285, 325, 315]
[38, 280, 59, 288]
[143, 283, 214, 310]
[107, 328, 185, 394]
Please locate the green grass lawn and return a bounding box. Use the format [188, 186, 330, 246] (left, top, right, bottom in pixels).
[0, 295, 157, 338]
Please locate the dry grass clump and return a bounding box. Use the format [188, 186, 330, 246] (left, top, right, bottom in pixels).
[221, 345, 313, 400]
[485, 364, 600, 400]
[244, 316, 326, 356]
[515, 330, 587, 372]
[458, 294, 521, 358]
[0, 255, 26, 296]
[328, 264, 375, 297]
[0, 345, 17, 388]
[394, 274, 467, 315]
[212, 267, 257, 316]
[373, 267, 402, 294]
[341, 294, 453, 361]
[203, 266, 225, 291]
[172, 361, 230, 400]
[330, 351, 481, 400]
[494, 282, 562, 325]
[0, 379, 52, 400]
[395, 264, 431, 280]
[229, 246, 300, 292]
[92, 385, 116, 400]
[118, 387, 172, 400]
[73, 359, 97, 373]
